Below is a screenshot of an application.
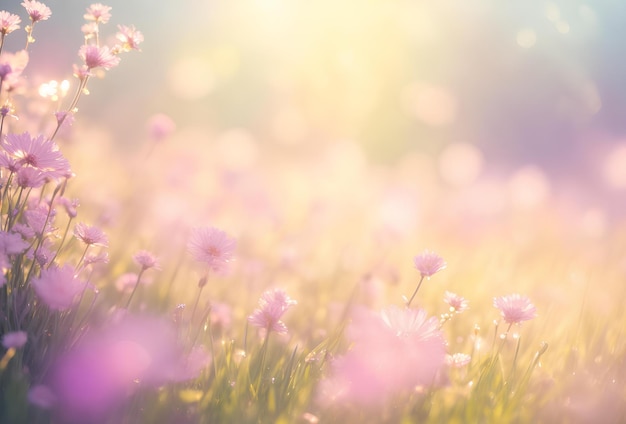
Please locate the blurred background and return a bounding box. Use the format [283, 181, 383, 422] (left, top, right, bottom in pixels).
[4, 0, 626, 222]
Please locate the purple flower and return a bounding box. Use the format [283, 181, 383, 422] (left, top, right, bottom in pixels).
[493, 293, 537, 325]
[413, 250, 447, 278]
[248, 289, 297, 336]
[2, 132, 71, 179]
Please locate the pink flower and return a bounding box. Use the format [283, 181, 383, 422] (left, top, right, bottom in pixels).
[0, 50, 29, 88]
[132, 250, 160, 270]
[115, 272, 153, 292]
[79, 44, 120, 70]
[16, 166, 46, 188]
[2, 132, 71, 179]
[83, 3, 112, 24]
[187, 226, 236, 274]
[248, 288, 297, 336]
[146, 113, 175, 142]
[493, 293, 537, 325]
[0, 230, 29, 255]
[24, 204, 55, 238]
[21, 1, 51, 22]
[444, 291, 469, 313]
[2, 330, 27, 348]
[413, 250, 447, 278]
[73, 222, 108, 247]
[31, 264, 85, 311]
[115, 24, 143, 52]
[48, 314, 192, 422]
[0, 11, 21, 35]
[318, 305, 446, 406]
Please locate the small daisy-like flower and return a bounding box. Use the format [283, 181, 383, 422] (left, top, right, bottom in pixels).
[2, 331, 27, 349]
[2, 132, 71, 179]
[73, 222, 108, 247]
[132, 250, 160, 270]
[248, 289, 297, 336]
[493, 293, 537, 325]
[444, 291, 469, 313]
[21, 1, 51, 23]
[115, 24, 143, 52]
[0, 11, 21, 35]
[83, 3, 112, 24]
[413, 250, 447, 278]
[446, 353, 471, 368]
[79, 44, 120, 70]
[187, 227, 236, 274]
[32, 264, 85, 311]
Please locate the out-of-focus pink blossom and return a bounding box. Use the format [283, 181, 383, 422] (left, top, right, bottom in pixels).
[132, 250, 160, 270]
[413, 250, 447, 278]
[146, 113, 175, 142]
[115, 24, 143, 52]
[317, 305, 446, 406]
[444, 291, 469, 313]
[31, 264, 85, 311]
[248, 288, 297, 336]
[83, 3, 111, 24]
[494, 293, 537, 325]
[48, 314, 197, 422]
[73, 222, 108, 247]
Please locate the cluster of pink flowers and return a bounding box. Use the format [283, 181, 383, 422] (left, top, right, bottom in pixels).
[248, 288, 297, 336]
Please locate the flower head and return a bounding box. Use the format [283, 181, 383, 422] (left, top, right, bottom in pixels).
[21, 1, 51, 23]
[32, 264, 85, 311]
[444, 291, 469, 313]
[79, 44, 120, 70]
[493, 293, 537, 325]
[73, 222, 108, 247]
[2, 132, 71, 179]
[413, 250, 447, 278]
[115, 24, 143, 52]
[0, 11, 21, 35]
[132, 250, 160, 271]
[248, 288, 297, 336]
[187, 226, 236, 274]
[84, 3, 112, 24]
